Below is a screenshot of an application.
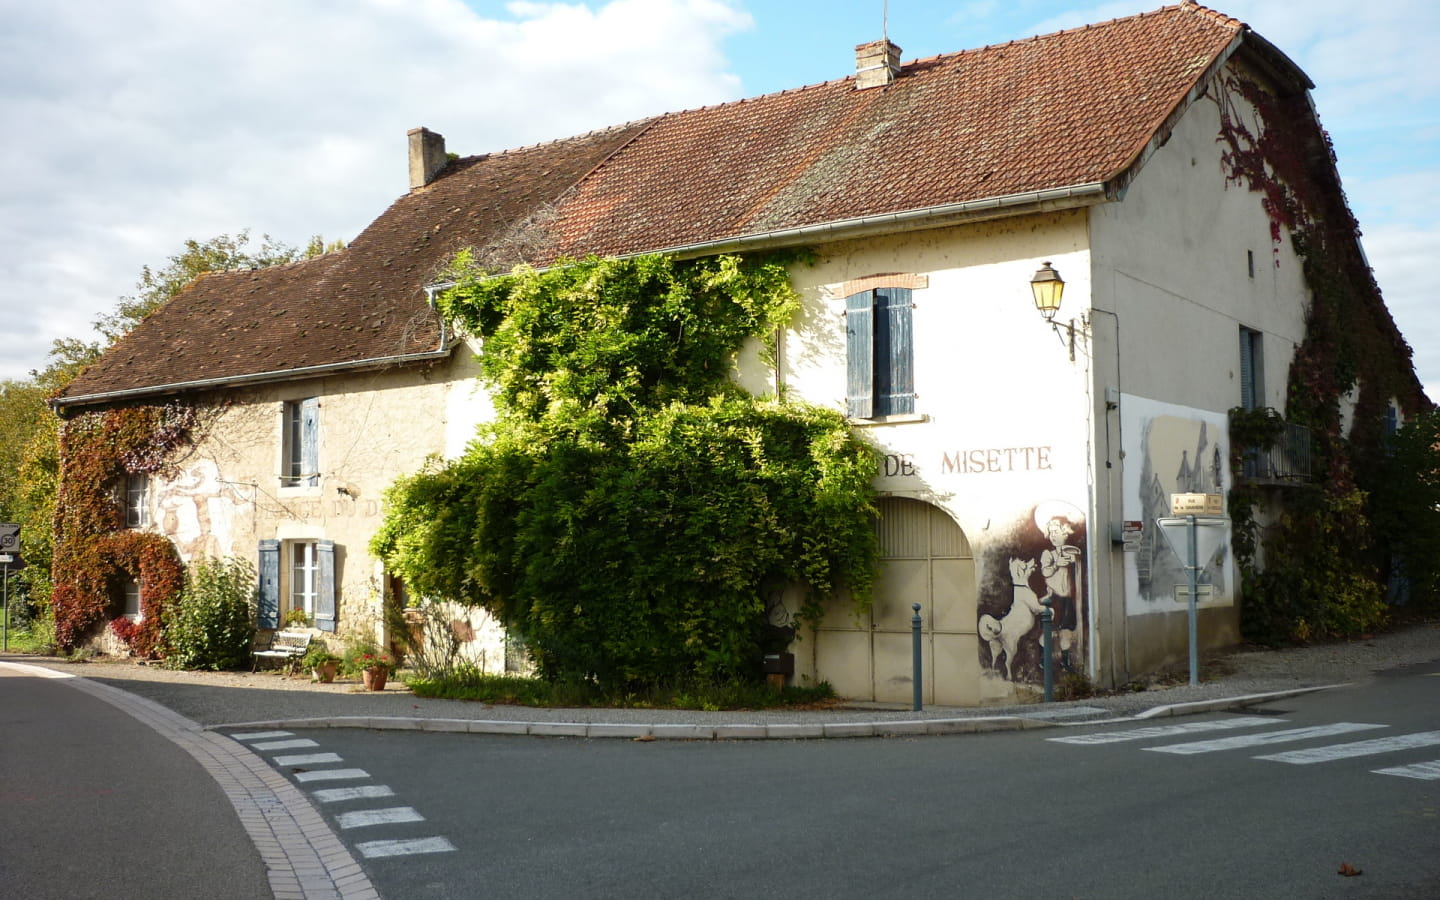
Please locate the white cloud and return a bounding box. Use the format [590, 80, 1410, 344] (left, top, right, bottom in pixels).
[0, 0, 751, 379]
[1363, 224, 1440, 403]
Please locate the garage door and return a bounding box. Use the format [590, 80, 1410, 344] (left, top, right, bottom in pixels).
[815, 498, 979, 706]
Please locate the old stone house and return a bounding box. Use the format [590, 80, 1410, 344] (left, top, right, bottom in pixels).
[54, 3, 1425, 704]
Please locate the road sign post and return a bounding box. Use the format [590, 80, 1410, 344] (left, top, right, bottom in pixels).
[1, 523, 20, 652]
[1155, 515, 1229, 686]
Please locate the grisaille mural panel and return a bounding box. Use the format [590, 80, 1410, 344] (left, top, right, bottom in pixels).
[976, 501, 1087, 686]
[1122, 394, 1235, 615]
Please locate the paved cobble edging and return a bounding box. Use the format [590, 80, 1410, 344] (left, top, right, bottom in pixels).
[4, 662, 377, 900]
[206, 685, 1343, 741]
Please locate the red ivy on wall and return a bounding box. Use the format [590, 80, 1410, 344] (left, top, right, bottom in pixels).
[52, 401, 213, 654]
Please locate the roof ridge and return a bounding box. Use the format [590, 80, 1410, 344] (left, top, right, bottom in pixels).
[454, 118, 661, 166]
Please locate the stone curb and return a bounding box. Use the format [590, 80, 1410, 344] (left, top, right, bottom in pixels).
[1125, 684, 1348, 720]
[204, 689, 1345, 742]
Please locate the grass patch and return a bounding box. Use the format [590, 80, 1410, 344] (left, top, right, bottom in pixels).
[407, 666, 837, 710]
[2, 609, 53, 654]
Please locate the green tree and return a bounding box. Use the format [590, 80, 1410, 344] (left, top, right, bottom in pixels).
[1370, 409, 1440, 610]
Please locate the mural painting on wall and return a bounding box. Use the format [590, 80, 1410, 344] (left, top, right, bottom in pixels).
[1134, 413, 1229, 607]
[158, 458, 251, 560]
[977, 501, 1086, 685]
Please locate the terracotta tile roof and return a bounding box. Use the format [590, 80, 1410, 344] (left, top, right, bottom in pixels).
[554, 4, 1249, 256]
[60, 3, 1276, 406]
[60, 122, 652, 403]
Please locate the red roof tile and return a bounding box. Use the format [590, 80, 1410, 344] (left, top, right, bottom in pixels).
[60, 4, 1288, 406]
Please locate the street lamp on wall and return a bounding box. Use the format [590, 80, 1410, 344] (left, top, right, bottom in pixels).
[1030, 261, 1065, 320]
[1030, 261, 1082, 361]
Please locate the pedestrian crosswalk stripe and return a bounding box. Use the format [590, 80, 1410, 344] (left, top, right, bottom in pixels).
[1144, 722, 1387, 755]
[252, 738, 319, 751]
[229, 730, 293, 741]
[294, 768, 371, 783]
[274, 752, 344, 766]
[312, 785, 397, 803]
[1255, 731, 1440, 764]
[356, 837, 457, 859]
[1049, 717, 1281, 745]
[1373, 760, 1440, 781]
[336, 807, 425, 829]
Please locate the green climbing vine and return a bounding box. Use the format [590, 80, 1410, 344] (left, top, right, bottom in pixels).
[52, 401, 217, 653]
[372, 252, 879, 687]
[1217, 71, 1434, 643]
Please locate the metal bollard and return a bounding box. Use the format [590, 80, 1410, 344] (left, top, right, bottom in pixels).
[911, 602, 923, 712]
[1040, 596, 1054, 703]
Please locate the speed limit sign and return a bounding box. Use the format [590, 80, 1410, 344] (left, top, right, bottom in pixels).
[0, 523, 17, 553]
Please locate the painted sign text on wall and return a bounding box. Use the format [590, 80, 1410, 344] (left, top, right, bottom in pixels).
[941, 447, 1053, 474]
[879, 447, 1055, 478]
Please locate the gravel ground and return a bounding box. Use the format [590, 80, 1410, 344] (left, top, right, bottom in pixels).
[6, 619, 1438, 729]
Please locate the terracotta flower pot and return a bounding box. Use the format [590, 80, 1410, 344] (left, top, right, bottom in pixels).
[362, 665, 389, 691]
[311, 661, 338, 684]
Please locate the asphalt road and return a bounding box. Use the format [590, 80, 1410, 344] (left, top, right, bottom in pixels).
[231, 660, 1440, 899]
[0, 668, 270, 900]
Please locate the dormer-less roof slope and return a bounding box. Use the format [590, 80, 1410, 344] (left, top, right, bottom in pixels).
[57, 3, 1296, 408]
[58, 122, 653, 406]
[550, 3, 1273, 259]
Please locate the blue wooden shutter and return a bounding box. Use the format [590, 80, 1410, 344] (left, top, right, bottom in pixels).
[257, 540, 280, 629]
[300, 398, 320, 486]
[875, 288, 914, 415]
[315, 540, 336, 633]
[845, 291, 874, 418]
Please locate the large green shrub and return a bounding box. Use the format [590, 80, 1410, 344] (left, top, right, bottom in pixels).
[373, 252, 878, 687]
[164, 556, 257, 670]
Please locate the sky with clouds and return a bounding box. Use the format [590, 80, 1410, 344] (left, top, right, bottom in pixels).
[2, 1, 1435, 400]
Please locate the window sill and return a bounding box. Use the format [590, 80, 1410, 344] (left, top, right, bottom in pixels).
[848, 413, 929, 427]
[278, 483, 322, 496]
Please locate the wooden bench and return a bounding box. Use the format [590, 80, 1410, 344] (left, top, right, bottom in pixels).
[252, 630, 313, 673]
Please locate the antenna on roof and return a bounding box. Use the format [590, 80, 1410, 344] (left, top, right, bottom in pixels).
[883, 0, 889, 43]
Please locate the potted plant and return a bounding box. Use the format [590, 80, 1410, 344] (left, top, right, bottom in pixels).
[301, 639, 341, 683]
[343, 641, 397, 691]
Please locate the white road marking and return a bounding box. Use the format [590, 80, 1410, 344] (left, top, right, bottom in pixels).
[1256, 731, 1440, 764]
[336, 807, 425, 829]
[357, 837, 458, 859]
[313, 785, 397, 803]
[1373, 760, 1440, 781]
[252, 738, 320, 751]
[1049, 717, 1280, 745]
[294, 768, 372, 783]
[273, 752, 344, 766]
[1144, 722, 1387, 755]
[229, 730, 293, 740]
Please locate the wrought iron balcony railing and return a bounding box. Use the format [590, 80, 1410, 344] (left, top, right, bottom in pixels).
[1237, 416, 1312, 484]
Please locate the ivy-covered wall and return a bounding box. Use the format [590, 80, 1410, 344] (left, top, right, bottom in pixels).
[372, 252, 880, 687]
[52, 402, 209, 653]
[1216, 65, 1433, 643]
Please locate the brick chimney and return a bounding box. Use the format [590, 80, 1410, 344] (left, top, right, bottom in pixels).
[407, 127, 447, 190]
[855, 39, 901, 89]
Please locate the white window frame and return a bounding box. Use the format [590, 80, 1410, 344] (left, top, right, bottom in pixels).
[121, 578, 143, 621]
[281, 398, 320, 488]
[288, 540, 320, 621]
[125, 473, 150, 528]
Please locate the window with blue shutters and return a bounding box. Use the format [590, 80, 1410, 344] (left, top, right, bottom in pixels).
[846, 286, 914, 418]
[257, 538, 337, 631]
[1239, 326, 1264, 410]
